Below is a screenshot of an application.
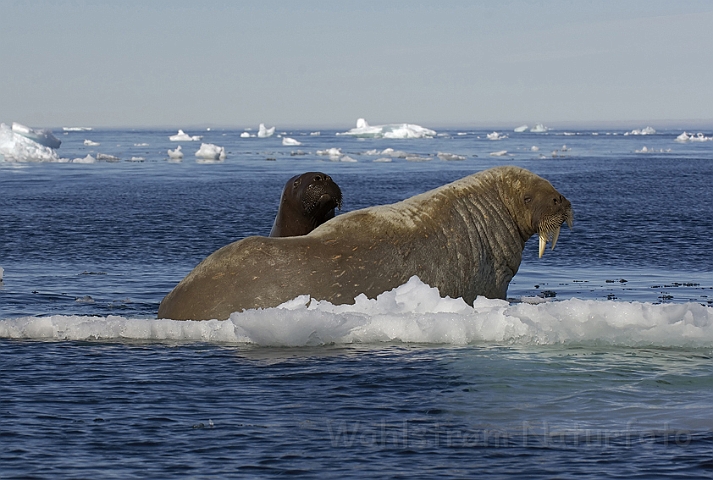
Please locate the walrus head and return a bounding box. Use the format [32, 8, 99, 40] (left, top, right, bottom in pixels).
[499, 167, 574, 258]
[296, 172, 343, 222]
[269, 172, 343, 237]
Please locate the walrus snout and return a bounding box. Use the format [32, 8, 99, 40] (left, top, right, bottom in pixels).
[537, 193, 573, 258]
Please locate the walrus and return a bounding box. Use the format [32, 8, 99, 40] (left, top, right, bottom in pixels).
[158, 166, 573, 320]
[269, 172, 343, 237]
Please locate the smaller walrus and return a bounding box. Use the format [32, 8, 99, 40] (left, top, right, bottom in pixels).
[269, 172, 343, 237]
[158, 166, 573, 321]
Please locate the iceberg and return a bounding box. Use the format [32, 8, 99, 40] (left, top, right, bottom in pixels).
[625, 127, 656, 136]
[195, 143, 226, 160]
[83, 139, 100, 146]
[489, 150, 508, 157]
[530, 123, 549, 133]
[167, 145, 184, 160]
[240, 132, 252, 138]
[63, 127, 92, 132]
[96, 153, 120, 162]
[72, 154, 96, 164]
[514, 125, 529, 133]
[169, 129, 202, 141]
[486, 131, 508, 140]
[257, 123, 275, 138]
[282, 137, 301, 146]
[338, 118, 436, 139]
[675, 131, 712, 142]
[437, 152, 466, 161]
[11, 123, 61, 148]
[0, 123, 61, 162]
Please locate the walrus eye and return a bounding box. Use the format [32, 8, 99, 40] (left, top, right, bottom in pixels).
[314, 175, 323, 182]
[293, 179, 301, 188]
[524, 195, 532, 204]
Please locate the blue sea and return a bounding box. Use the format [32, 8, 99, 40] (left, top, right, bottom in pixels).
[1, 124, 712, 478]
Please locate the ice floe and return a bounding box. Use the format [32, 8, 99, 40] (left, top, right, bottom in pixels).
[72, 154, 96, 164]
[486, 131, 508, 140]
[240, 132, 252, 138]
[168, 145, 184, 160]
[282, 137, 301, 146]
[635, 146, 672, 154]
[530, 123, 549, 133]
[11, 123, 61, 148]
[514, 125, 529, 133]
[257, 123, 275, 138]
[489, 150, 508, 157]
[63, 127, 93, 132]
[96, 153, 120, 162]
[675, 132, 712, 142]
[195, 143, 226, 160]
[0, 123, 61, 162]
[624, 126, 656, 136]
[338, 118, 436, 139]
[83, 139, 100, 146]
[437, 152, 466, 161]
[169, 129, 202, 141]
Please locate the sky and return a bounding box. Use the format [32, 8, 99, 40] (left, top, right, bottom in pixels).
[1, 0, 712, 129]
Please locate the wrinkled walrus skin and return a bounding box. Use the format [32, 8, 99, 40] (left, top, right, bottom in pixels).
[158, 166, 573, 320]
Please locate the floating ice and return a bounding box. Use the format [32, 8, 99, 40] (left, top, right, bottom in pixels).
[625, 126, 656, 136]
[0, 266, 3, 282]
[282, 137, 301, 146]
[675, 132, 712, 143]
[0, 123, 61, 162]
[489, 150, 508, 157]
[338, 118, 436, 139]
[169, 129, 202, 141]
[373, 157, 392, 163]
[11, 123, 61, 148]
[310, 132, 321, 136]
[316, 147, 343, 160]
[96, 153, 120, 162]
[635, 146, 672, 154]
[195, 143, 226, 160]
[240, 132, 252, 138]
[365, 148, 408, 158]
[530, 123, 549, 133]
[72, 154, 96, 164]
[257, 123, 276, 138]
[134, 143, 149, 147]
[83, 139, 100, 146]
[437, 152, 466, 161]
[486, 131, 508, 140]
[3, 276, 713, 347]
[63, 127, 93, 132]
[167, 145, 184, 160]
[530, 146, 539, 152]
[514, 125, 529, 133]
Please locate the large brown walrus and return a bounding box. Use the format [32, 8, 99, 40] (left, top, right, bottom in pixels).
[158, 166, 573, 320]
[269, 172, 342, 237]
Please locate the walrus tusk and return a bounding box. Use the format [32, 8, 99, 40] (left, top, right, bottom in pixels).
[539, 232, 547, 258]
[550, 226, 561, 251]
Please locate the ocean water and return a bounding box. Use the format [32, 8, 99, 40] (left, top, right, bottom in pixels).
[1, 125, 713, 478]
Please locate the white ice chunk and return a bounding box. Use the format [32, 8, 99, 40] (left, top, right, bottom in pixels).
[282, 137, 301, 146]
[530, 146, 539, 152]
[514, 125, 529, 133]
[195, 143, 226, 160]
[83, 139, 100, 146]
[437, 152, 466, 161]
[63, 127, 93, 132]
[72, 154, 96, 163]
[625, 126, 656, 136]
[530, 123, 549, 133]
[240, 132, 252, 138]
[489, 150, 508, 156]
[12, 123, 61, 148]
[486, 131, 508, 140]
[168, 145, 184, 160]
[675, 131, 712, 142]
[257, 123, 275, 138]
[338, 118, 436, 139]
[0, 123, 61, 162]
[169, 129, 202, 141]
